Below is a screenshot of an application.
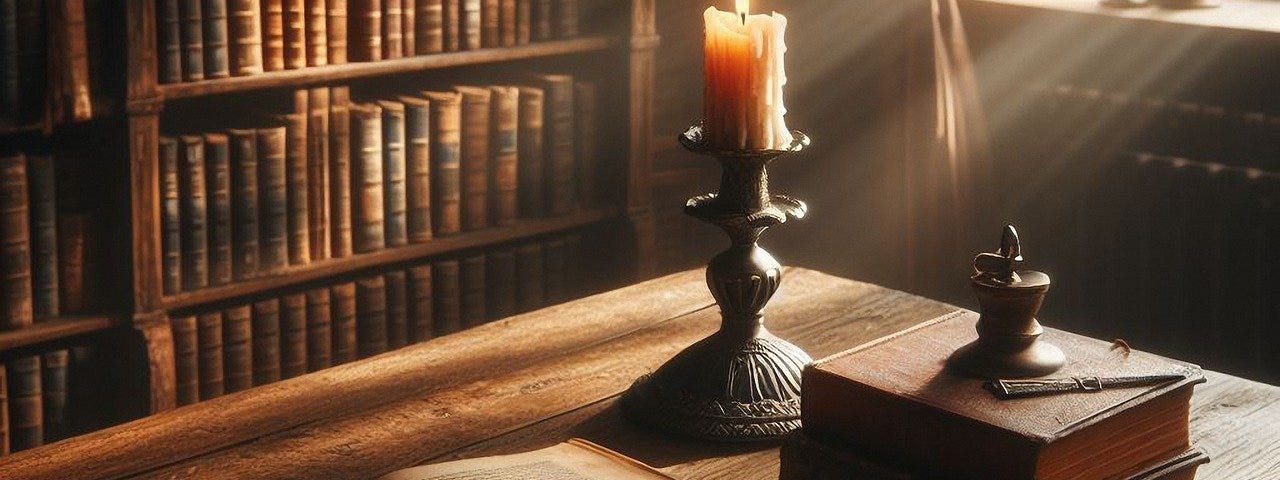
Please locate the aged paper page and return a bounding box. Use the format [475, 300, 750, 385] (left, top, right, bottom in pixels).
[380, 439, 673, 480]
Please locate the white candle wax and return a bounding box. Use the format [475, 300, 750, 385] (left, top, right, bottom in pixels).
[703, 4, 793, 151]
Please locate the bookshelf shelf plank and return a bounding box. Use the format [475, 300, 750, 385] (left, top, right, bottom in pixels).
[0, 316, 122, 353]
[157, 37, 618, 101]
[160, 207, 621, 312]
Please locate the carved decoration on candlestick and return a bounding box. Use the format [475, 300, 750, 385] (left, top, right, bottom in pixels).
[621, 124, 812, 442]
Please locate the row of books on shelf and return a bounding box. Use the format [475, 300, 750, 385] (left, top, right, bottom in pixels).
[1, 0, 93, 127]
[161, 73, 597, 294]
[170, 232, 583, 405]
[158, 0, 585, 84]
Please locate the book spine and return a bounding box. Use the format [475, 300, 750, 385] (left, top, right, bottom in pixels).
[329, 282, 357, 363]
[380, 100, 408, 248]
[6, 356, 40, 451]
[489, 86, 518, 226]
[203, 0, 231, 78]
[162, 140, 183, 293]
[279, 293, 308, 378]
[326, 0, 346, 64]
[531, 0, 550, 41]
[432, 259, 461, 335]
[197, 312, 225, 400]
[228, 0, 264, 75]
[257, 125, 289, 273]
[0, 363, 6, 454]
[460, 254, 485, 328]
[355, 275, 387, 357]
[285, 100, 312, 265]
[172, 315, 200, 406]
[543, 237, 565, 303]
[516, 87, 544, 217]
[573, 81, 596, 207]
[400, 0, 414, 56]
[385, 270, 407, 349]
[179, 0, 205, 80]
[485, 249, 515, 319]
[179, 136, 210, 291]
[442, 0, 459, 52]
[204, 133, 234, 286]
[329, 86, 353, 257]
[480, 0, 498, 47]
[499, 0, 515, 46]
[307, 87, 331, 260]
[403, 98, 433, 244]
[514, 243, 542, 311]
[305, 287, 332, 371]
[222, 305, 254, 392]
[406, 264, 432, 342]
[350, 0, 382, 61]
[27, 156, 56, 318]
[251, 298, 281, 384]
[382, 0, 403, 59]
[350, 102, 386, 253]
[553, 0, 576, 38]
[428, 93, 461, 236]
[40, 349, 67, 431]
[461, 0, 480, 50]
[49, 0, 93, 120]
[158, 0, 183, 83]
[229, 129, 260, 280]
[13, 0, 42, 122]
[282, 0, 305, 69]
[415, 0, 443, 54]
[0, 155, 31, 331]
[304, 0, 326, 66]
[542, 76, 575, 216]
[457, 87, 490, 231]
[55, 214, 84, 313]
[260, 0, 285, 71]
[514, 0, 529, 45]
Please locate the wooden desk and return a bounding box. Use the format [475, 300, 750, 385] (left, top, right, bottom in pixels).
[0, 269, 1275, 479]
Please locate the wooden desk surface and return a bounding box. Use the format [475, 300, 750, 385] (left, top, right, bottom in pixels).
[1, 269, 1275, 479]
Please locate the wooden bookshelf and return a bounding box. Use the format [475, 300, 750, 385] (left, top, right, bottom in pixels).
[0, 316, 121, 353]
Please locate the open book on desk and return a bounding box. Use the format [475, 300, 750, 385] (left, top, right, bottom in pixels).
[380, 439, 675, 480]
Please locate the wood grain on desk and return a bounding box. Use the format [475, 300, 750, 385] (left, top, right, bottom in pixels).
[0, 268, 1274, 479]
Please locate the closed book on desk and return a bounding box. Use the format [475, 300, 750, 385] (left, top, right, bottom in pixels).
[380, 438, 674, 480]
[802, 312, 1206, 480]
[456, 86, 490, 231]
[424, 91, 461, 236]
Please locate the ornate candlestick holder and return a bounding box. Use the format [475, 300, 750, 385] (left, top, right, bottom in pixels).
[621, 125, 813, 442]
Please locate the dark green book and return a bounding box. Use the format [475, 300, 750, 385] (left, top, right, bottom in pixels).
[179, 135, 210, 290]
[204, 133, 233, 285]
[228, 129, 260, 280]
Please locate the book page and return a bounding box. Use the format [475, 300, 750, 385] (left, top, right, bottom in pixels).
[380, 439, 673, 480]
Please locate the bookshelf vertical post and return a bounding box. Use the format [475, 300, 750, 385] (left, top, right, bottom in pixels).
[628, 0, 659, 279]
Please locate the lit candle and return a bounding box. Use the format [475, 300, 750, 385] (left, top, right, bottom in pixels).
[703, 0, 793, 151]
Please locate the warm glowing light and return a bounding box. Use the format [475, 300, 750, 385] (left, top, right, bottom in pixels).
[736, 0, 749, 17]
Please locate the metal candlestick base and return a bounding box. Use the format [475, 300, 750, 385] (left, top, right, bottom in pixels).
[621, 125, 813, 442]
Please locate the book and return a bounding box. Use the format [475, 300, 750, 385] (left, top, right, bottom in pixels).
[431, 259, 461, 335]
[461, 0, 480, 50]
[350, 0, 382, 61]
[531, 0, 551, 41]
[400, 0, 414, 56]
[204, 133, 234, 286]
[158, 0, 183, 83]
[172, 315, 200, 406]
[330, 282, 357, 363]
[488, 86, 518, 226]
[260, 0, 285, 70]
[385, 270, 408, 349]
[553, 0, 576, 38]
[406, 264, 432, 342]
[179, 0, 205, 80]
[179, 135, 210, 290]
[514, 243, 542, 311]
[228, 128, 261, 280]
[415, 0, 443, 54]
[350, 102, 386, 253]
[196, 311, 225, 400]
[222, 304, 254, 392]
[528, 73, 575, 215]
[460, 253, 485, 327]
[380, 439, 674, 480]
[329, 86, 353, 257]
[0, 154, 31, 331]
[326, 0, 346, 64]
[400, 96, 433, 244]
[28, 156, 64, 431]
[380, 100, 408, 248]
[281, 0, 305, 69]
[442, 0, 459, 51]
[382, 0, 403, 59]
[356, 275, 388, 357]
[307, 87, 331, 261]
[802, 312, 1206, 480]
[573, 80, 597, 206]
[257, 125, 289, 273]
[480, 0, 499, 47]
[423, 91, 461, 236]
[306, 287, 332, 371]
[47, 0, 93, 121]
[251, 298, 282, 385]
[456, 86, 491, 231]
[159, 138, 183, 294]
[515, 87, 544, 217]
[6, 356, 40, 451]
[543, 237, 565, 303]
[514, 0, 530, 44]
[485, 249, 515, 319]
[55, 213, 85, 313]
[0, 364, 6, 454]
[202, 0, 231, 78]
[228, 0, 264, 75]
[39, 349, 67, 433]
[304, 0, 327, 66]
[280, 293, 308, 378]
[499, 0, 515, 46]
[284, 99, 311, 266]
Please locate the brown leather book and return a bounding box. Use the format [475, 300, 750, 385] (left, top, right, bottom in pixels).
[329, 86, 353, 257]
[330, 281, 357, 363]
[55, 213, 85, 313]
[47, 0, 93, 121]
[400, 96, 432, 244]
[573, 80, 596, 207]
[423, 91, 461, 236]
[432, 259, 461, 335]
[256, 124, 289, 273]
[28, 157, 56, 320]
[228, 0, 264, 75]
[306, 287, 332, 372]
[514, 0, 530, 45]
[0, 154, 31, 331]
[304, 0, 327, 66]
[400, 0, 414, 56]
[802, 312, 1206, 480]
[251, 298, 282, 385]
[204, 133, 234, 286]
[415, 0, 443, 54]
[179, 135, 210, 291]
[350, 102, 386, 253]
[526, 74, 574, 216]
[356, 275, 388, 357]
[178, 0, 205, 80]
[553, 0, 576, 38]
[202, 0, 231, 79]
[480, 0, 499, 47]
[516, 87, 544, 217]
[326, 0, 347, 64]
[307, 87, 331, 261]
[455, 86, 491, 231]
[442, 0, 460, 51]
[158, 0, 183, 83]
[349, 0, 382, 61]
[39, 349, 67, 434]
[514, 242, 542, 312]
[382, 0, 403, 59]
[260, 0, 285, 70]
[461, 0, 480, 50]
[222, 305, 254, 392]
[379, 100, 408, 248]
[282, 0, 305, 68]
[406, 264, 432, 342]
[531, 0, 551, 41]
[228, 128, 260, 280]
[159, 138, 182, 294]
[0, 363, 6, 454]
[542, 237, 565, 303]
[498, 0, 515, 46]
[284, 95, 312, 266]
[172, 315, 200, 406]
[488, 86, 518, 227]
[6, 356, 40, 451]
[280, 293, 308, 378]
[485, 249, 515, 320]
[385, 270, 408, 349]
[196, 311, 225, 400]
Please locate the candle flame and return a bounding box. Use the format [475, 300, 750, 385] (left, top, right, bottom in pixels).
[736, 0, 749, 17]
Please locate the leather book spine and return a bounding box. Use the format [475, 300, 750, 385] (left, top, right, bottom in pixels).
[350, 102, 386, 253]
[355, 275, 388, 357]
[400, 0, 414, 56]
[204, 133, 234, 286]
[163, 150, 186, 294]
[55, 214, 84, 313]
[222, 305, 254, 392]
[158, 0, 183, 83]
[382, 0, 403, 59]
[554, 0, 576, 38]
[179, 135, 210, 291]
[385, 270, 407, 349]
[481, 0, 499, 47]
[13, 0, 42, 122]
[461, 0, 480, 50]
[460, 253, 485, 327]
[531, 0, 550, 41]
[305, 287, 332, 371]
[516, 87, 544, 217]
[401, 96, 432, 244]
[285, 95, 312, 266]
[406, 264, 432, 342]
[485, 249, 515, 319]
[0, 154, 31, 331]
[326, 0, 346, 64]
[543, 237, 565, 303]
[39, 349, 67, 432]
[228, 128, 260, 280]
[572, 80, 596, 206]
[425, 91, 461, 236]
[328, 86, 353, 257]
[431, 259, 461, 335]
[499, 0, 515, 46]
[179, 0, 205, 80]
[197, 311, 225, 400]
[514, 0, 530, 45]
[540, 75, 575, 215]
[172, 315, 200, 406]
[304, 0, 327, 66]
[379, 100, 408, 248]
[260, 0, 285, 71]
[202, 0, 231, 78]
[307, 87, 331, 260]
[282, 0, 304, 69]
[251, 298, 281, 384]
[227, 0, 264, 75]
[442, 0, 459, 52]
[27, 155, 57, 318]
[456, 86, 490, 231]
[256, 125, 289, 274]
[6, 356, 41, 451]
[48, 0, 93, 121]
[488, 86, 518, 226]
[350, 0, 382, 61]
[329, 282, 357, 363]
[415, 0, 443, 54]
[514, 243, 542, 311]
[279, 293, 308, 379]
